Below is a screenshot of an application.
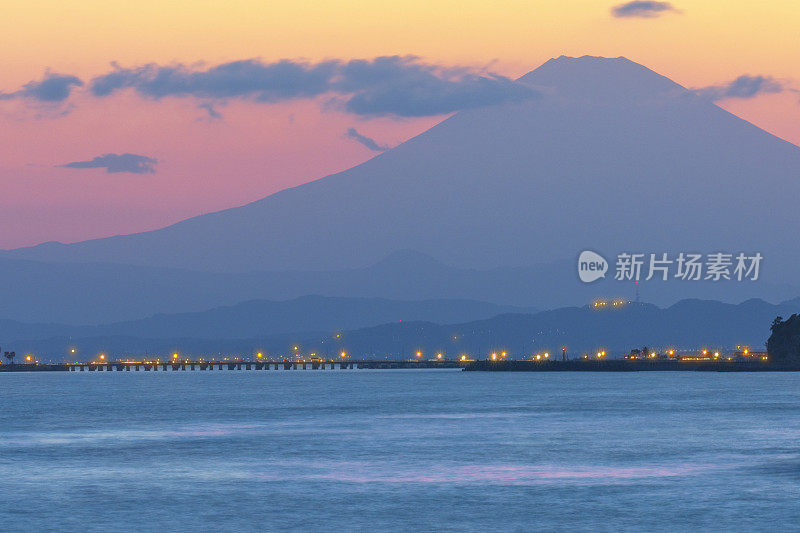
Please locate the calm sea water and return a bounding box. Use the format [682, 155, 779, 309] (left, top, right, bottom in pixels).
[1, 370, 798, 532]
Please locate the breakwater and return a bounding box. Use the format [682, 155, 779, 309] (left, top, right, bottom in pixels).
[463, 360, 797, 371]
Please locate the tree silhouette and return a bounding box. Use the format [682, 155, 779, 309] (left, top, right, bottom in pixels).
[767, 314, 800, 365]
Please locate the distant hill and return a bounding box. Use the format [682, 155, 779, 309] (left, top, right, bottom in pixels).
[1, 251, 795, 325]
[8, 298, 799, 359]
[0, 295, 534, 342]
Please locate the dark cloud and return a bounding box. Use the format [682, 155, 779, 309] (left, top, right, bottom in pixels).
[346, 128, 389, 151]
[696, 75, 785, 101]
[87, 56, 537, 117]
[611, 1, 679, 18]
[0, 72, 83, 102]
[4, 57, 536, 118]
[58, 153, 158, 174]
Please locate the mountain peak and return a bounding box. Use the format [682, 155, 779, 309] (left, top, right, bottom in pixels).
[519, 55, 685, 101]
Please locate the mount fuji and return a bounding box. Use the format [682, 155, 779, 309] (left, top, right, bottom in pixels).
[3, 55, 800, 318]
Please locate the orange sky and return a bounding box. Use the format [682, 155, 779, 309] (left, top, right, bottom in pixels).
[1, 0, 798, 247]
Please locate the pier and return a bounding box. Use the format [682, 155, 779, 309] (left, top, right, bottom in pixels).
[0, 359, 464, 372]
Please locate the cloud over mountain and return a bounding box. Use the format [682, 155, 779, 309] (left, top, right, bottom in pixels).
[611, 1, 680, 18]
[58, 153, 158, 174]
[335, 56, 537, 117]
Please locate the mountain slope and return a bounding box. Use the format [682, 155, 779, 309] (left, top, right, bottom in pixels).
[5, 55, 800, 275]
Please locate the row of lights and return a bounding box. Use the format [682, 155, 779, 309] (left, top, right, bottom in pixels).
[62, 345, 767, 363]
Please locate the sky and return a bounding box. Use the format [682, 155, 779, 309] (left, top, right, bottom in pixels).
[1, 0, 799, 248]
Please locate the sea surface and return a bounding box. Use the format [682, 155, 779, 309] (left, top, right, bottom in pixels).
[1, 370, 798, 532]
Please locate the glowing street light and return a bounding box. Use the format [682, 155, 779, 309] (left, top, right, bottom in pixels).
[340, 351, 347, 358]
[416, 351, 422, 358]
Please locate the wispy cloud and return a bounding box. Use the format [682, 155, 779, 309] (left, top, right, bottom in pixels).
[611, 1, 680, 18]
[346, 128, 389, 151]
[696, 75, 785, 101]
[198, 102, 223, 119]
[58, 153, 158, 174]
[0, 72, 83, 102]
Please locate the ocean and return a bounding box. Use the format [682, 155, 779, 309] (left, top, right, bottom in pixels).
[1, 370, 798, 532]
